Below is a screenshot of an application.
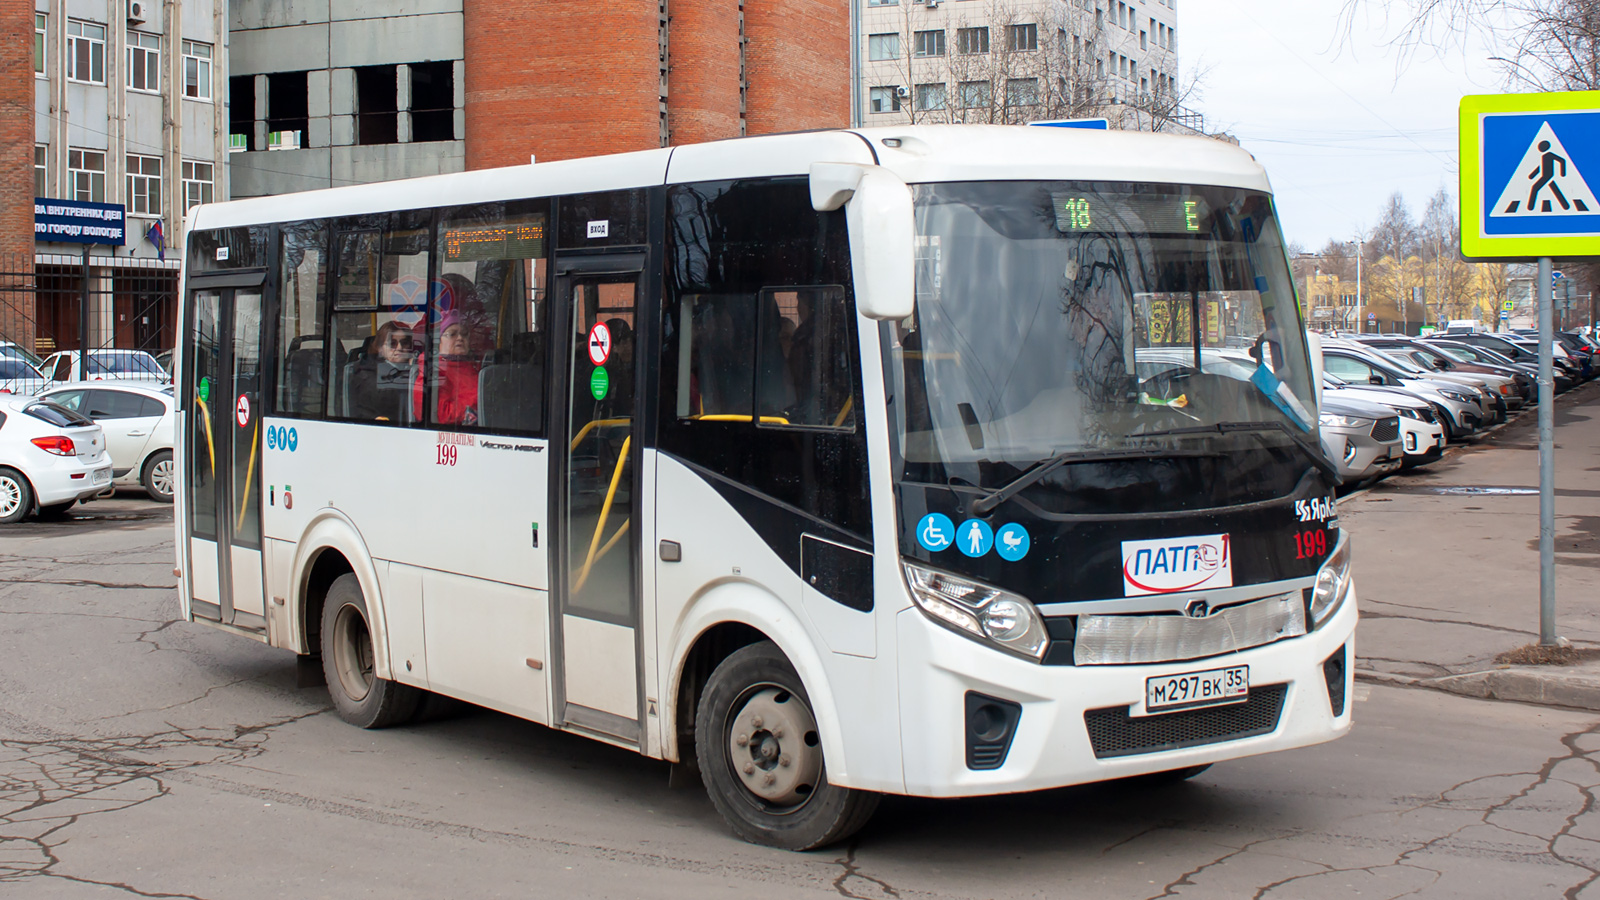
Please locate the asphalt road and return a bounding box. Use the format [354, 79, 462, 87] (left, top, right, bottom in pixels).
[2, 494, 1600, 899]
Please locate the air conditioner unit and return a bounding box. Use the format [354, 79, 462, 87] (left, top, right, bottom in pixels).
[926, 0, 939, 8]
[127, 0, 146, 23]
[896, 86, 909, 98]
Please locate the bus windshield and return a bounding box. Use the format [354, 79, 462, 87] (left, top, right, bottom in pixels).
[886, 180, 1316, 482]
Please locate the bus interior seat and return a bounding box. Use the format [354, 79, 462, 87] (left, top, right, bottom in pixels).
[284, 338, 325, 413]
[477, 363, 542, 432]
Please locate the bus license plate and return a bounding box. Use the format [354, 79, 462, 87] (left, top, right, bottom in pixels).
[1144, 665, 1249, 714]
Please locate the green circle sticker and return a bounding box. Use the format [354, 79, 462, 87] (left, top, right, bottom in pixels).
[590, 366, 609, 400]
[199, 376, 211, 402]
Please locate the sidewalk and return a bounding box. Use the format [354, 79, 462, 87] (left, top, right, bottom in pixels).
[1341, 379, 1600, 708]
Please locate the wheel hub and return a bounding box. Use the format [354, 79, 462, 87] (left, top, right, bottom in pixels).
[0, 478, 19, 517]
[332, 604, 374, 702]
[728, 687, 822, 805]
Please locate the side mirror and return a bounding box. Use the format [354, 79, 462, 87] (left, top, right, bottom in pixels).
[1369, 374, 1384, 386]
[810, 162, 915, 321]
[1432, 358, 1449, 370]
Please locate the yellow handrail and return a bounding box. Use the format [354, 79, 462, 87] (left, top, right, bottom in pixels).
[574, 435, 630, 594]
[832, 396, 854, 428]
[569, 417, 631, 451]
[574, 518, 630, 593]
[236, 417, 259, 532]
[196, 397, 216, 477]
[689, 414, 791, 425]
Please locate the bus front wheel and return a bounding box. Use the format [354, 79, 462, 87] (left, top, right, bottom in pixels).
[694, 640, 879, 850]
[320, 573, 420, 728]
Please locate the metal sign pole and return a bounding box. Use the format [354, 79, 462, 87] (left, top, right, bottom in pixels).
[1537, 255, 1557, 645]
[79, 244, 91, 381]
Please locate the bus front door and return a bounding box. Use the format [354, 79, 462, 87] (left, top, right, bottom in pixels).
[184, 283, 267, 631]
[555, 261, 643, 743]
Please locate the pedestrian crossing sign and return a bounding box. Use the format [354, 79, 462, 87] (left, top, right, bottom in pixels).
[1461, 91, 1600, 259]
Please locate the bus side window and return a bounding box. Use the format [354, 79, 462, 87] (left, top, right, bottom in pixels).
[275, 222, 329, 417]
[757, 286, 854, 429]
[677, 294, 755, 419]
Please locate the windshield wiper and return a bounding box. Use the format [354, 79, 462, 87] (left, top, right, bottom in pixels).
[968, 445, 1224, 517]
[1217, 420, 1341, 483]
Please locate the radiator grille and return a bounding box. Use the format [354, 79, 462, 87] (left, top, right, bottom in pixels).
[1083, 684, 1287, 758]
[1370, 417, 1400, 442]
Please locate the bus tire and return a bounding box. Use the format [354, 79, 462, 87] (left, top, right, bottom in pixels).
[694, 640, 879, 850]
[320, 573, 420, 728]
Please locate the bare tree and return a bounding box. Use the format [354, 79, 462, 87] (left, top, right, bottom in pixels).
[1342, 0, 1600, 90]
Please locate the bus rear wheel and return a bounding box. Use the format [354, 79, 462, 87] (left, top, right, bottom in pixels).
[320, 573, 420, 728]
[694, 640, 879, 850]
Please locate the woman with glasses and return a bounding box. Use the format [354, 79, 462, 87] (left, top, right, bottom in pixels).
[348, 319, 416, 420]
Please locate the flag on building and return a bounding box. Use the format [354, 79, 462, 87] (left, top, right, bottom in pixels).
[145, 221, 166, 260]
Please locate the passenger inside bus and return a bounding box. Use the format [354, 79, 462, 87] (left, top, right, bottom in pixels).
[348, 319, 414, 421]
[414, 311, 483, 426]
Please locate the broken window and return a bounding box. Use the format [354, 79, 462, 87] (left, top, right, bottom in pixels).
[267, 71, 308, 149]
[356, 65, 398, 145]
[229, 75, 258, 151]
[410, 62, 454, 142]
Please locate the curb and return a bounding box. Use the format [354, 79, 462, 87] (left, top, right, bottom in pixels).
[1357, 667, 1600, 712]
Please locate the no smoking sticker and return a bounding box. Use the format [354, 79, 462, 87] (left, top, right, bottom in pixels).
[588, 322, 612, 366]
[235, 395, 251, 428]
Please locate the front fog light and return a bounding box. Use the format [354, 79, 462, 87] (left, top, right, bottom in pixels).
[1309, 535, 1353, 628]
[903, 562, 1048, 660]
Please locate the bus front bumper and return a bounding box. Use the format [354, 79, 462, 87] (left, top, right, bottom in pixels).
[892, 587, 1358, 797]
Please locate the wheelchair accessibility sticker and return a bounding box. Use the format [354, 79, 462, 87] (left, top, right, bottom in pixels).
[915, 513, 1030, 561]
[266, 425, 298, 452]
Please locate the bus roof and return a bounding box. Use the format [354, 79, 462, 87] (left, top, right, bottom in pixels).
[189, 125, 1271, 232]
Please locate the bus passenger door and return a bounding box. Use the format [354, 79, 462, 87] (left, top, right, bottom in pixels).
[183, 280, 268, 631]
[555, 259, 643, 743]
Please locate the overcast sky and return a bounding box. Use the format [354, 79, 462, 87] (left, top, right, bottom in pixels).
[1183, 0, 1508, 251]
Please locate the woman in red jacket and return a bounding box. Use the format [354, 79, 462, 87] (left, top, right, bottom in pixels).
[413, 311, 481, 425]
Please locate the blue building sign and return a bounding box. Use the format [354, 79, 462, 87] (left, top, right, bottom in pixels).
[34, 198, 126, 246]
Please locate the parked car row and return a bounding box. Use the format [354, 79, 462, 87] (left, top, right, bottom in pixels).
[1316, 328, 1598, 488]
[0, 351, 176, 521]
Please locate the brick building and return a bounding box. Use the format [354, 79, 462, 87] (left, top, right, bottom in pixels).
[228, 0, 850, 197]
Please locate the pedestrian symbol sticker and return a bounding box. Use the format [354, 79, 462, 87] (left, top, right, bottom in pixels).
[916, 513, 954, 552]
[1491, 121, 1598, 217]
[588, 322, 612, 366]
[995, 523, 1030, 562]
[956, 519, 994, 558]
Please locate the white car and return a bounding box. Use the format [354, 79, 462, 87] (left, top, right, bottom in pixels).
[0, 357, 48, 396]
[40, 383, 176, 502]
[0, 396, 112, 522]
[38, 349, 170, 386]
[1323, 373, 1446, 467]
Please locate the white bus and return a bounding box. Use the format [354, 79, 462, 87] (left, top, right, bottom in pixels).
[176, 125, 1356, 850]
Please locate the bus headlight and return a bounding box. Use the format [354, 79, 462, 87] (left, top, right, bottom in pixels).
[1309, 535, 1353, 628]
[902, 561, 1049, 660]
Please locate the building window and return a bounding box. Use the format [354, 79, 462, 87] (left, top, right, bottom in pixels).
[67, 149, 105, 202]
[127, 31, 160, 92]
[183, 41, 212, 100]
[1005, 78, 1038, 107]
[34, 14, 44, 75]
[355, 65, 398, 145]
[410, 61, 455, 142]
[182, 160, 214, 210]
[1140, 29, 1147, 50]
[867, 33, 900, 61]
[268, 71, 310, 148]
[956, 27, 989, 54]
[958, 80, 991, 109]
[914, 82, 947, 111]
[127, 154, 162, 216]
[34, 145, 45, 197]
[67, 21, 106, 85]
[914, 30, 946, 58]
[869, 86, 902, 113]
[1007, 24, 1037, 52]
[868, 0, 898, 6]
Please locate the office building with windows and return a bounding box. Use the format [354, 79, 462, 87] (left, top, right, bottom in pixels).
[226, 0, 850, 198]
[26, 0, 229, 355]
[856, 0, 1191, 131]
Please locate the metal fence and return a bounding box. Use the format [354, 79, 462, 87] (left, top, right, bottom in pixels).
[0, 250, 178, 367]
